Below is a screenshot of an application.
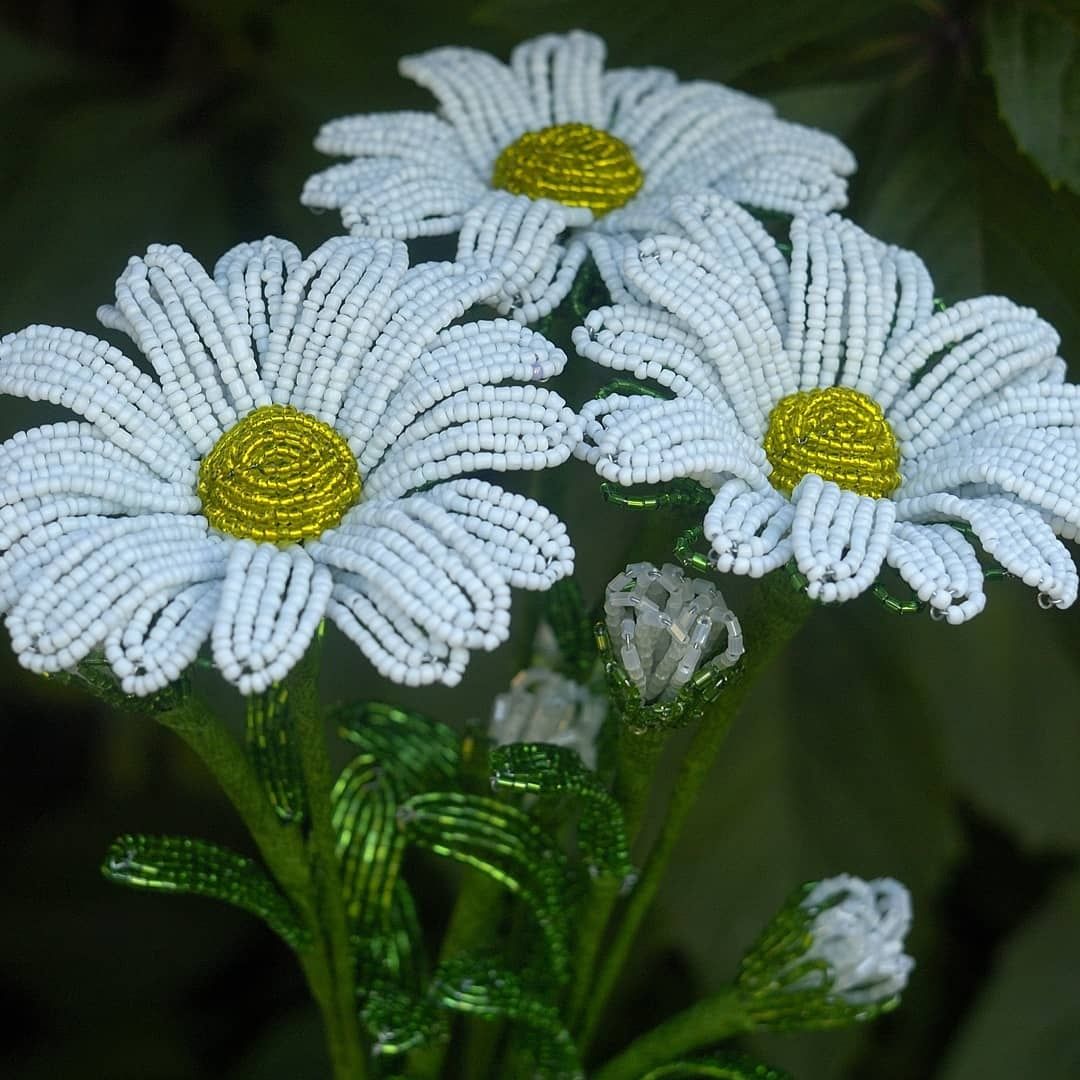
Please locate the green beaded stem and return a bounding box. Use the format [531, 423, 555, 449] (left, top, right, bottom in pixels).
[102, 833, 311, 948]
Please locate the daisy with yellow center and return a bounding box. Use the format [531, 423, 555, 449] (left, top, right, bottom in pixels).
[0, 237, 580, 695]
[301, 30, 855, 321]
[576, 195, 1080, 622]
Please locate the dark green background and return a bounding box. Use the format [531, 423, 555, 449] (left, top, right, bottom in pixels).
[1, 2, 1078, 1077]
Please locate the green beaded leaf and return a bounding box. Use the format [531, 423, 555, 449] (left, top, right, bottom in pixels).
[360, 980, 449, 1057]
[596, 620, 743, 734]
[45, 652, 188, 714]
[735, 883, 899, 1030]
[400, 792, 572, 982]
[489, 743, 635, 886]
[245, 684, 305, 824]
[542, 578, 598, 680]
[332, 701, 460, 791]
[331, 756, 412, 969]
[101, 834, 310, 950]
[433, 953, 583, 1079]
[640, 1050, 793, 1079]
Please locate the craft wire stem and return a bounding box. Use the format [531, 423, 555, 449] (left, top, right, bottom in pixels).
[580, 574, 813, 1053]
[408, 869, 508, 1079]
[285, 642, 369, 1080]
[592, 986, 747, 1080]
[155, 694, 358, 1076]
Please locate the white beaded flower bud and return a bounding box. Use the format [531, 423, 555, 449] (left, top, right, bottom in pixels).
[604, 561, 743, 704]
[489, 668, 607, 769]
[737, 874, 914, 1030]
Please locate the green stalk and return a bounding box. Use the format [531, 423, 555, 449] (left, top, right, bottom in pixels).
[157, 689, 365, 1078]
[580, 574, 812, 1051]
[591, 987, 748, 1080]
[286, 644, 368, 1080]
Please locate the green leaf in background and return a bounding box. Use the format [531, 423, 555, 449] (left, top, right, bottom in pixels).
[470, 0, 906, 81]
[983, 0, 1080, 193]
[940, 872, 1080, 1080]
[101, 834, 310, 950]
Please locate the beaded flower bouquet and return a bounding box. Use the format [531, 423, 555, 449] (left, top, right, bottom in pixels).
[3, 22, 1078, 1080]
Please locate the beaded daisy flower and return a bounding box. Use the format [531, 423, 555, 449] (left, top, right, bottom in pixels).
[301, 30, 855, 321]
[0, 237, 579, 694]
[576, 194, 1080, 622]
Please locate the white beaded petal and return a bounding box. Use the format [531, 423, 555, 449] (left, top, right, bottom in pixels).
[312, 494, 514, 686]
[357, 319, 568, 472]
[7, 514, 225, 674]
[398, 45, 540, 171]
[895, 491, 1079, 609]
[0, 325, 194, 475]
[105, 580, 220, 695]
[510, 30, 607, 129]
[424, 477, 575, 590]
[703, 479, 795, 578]
[213, 237, 303, 363]
[575, 393, 768, 488]
[788, 475, 895, 603]
[98, 244, 270, 454]
[337, 161, 488, 239]
[886, 521, 987, 624]
[211, 542, 334, 695]
[572, 302, 732, 413]
[265, 236, 409, 423]
[625, 236, 793, 437]
[454, 191, 589, 321]
[339, 259, 503, 443]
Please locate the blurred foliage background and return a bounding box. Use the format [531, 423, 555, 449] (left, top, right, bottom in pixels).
[1, 1, 1079, 1077]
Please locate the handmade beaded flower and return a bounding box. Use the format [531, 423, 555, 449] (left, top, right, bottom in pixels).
[301, 30, 855, 320]
[0, 238, 579, 694]
[737, 874, 914, 1028]
[576, 194, 1080, 621]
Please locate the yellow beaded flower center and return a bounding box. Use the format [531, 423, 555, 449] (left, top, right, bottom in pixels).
[763, 387, 902, 499]
[198, 405, 361, 543]
[492, 123, 643, 215]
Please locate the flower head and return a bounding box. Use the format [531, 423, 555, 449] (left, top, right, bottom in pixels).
[489, 668, 606, 769]
[0, 238, 579, 694]
[737, 874, 914, 1029]
[301, 31, 855, 319]
[604, 561, 743, 703]
[576, 194, 1080, 622]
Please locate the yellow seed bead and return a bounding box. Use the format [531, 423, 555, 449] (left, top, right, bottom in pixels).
[492, 123, 643, 216]
[198, 405, 361, 543]
[763, 387, 901, 499]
